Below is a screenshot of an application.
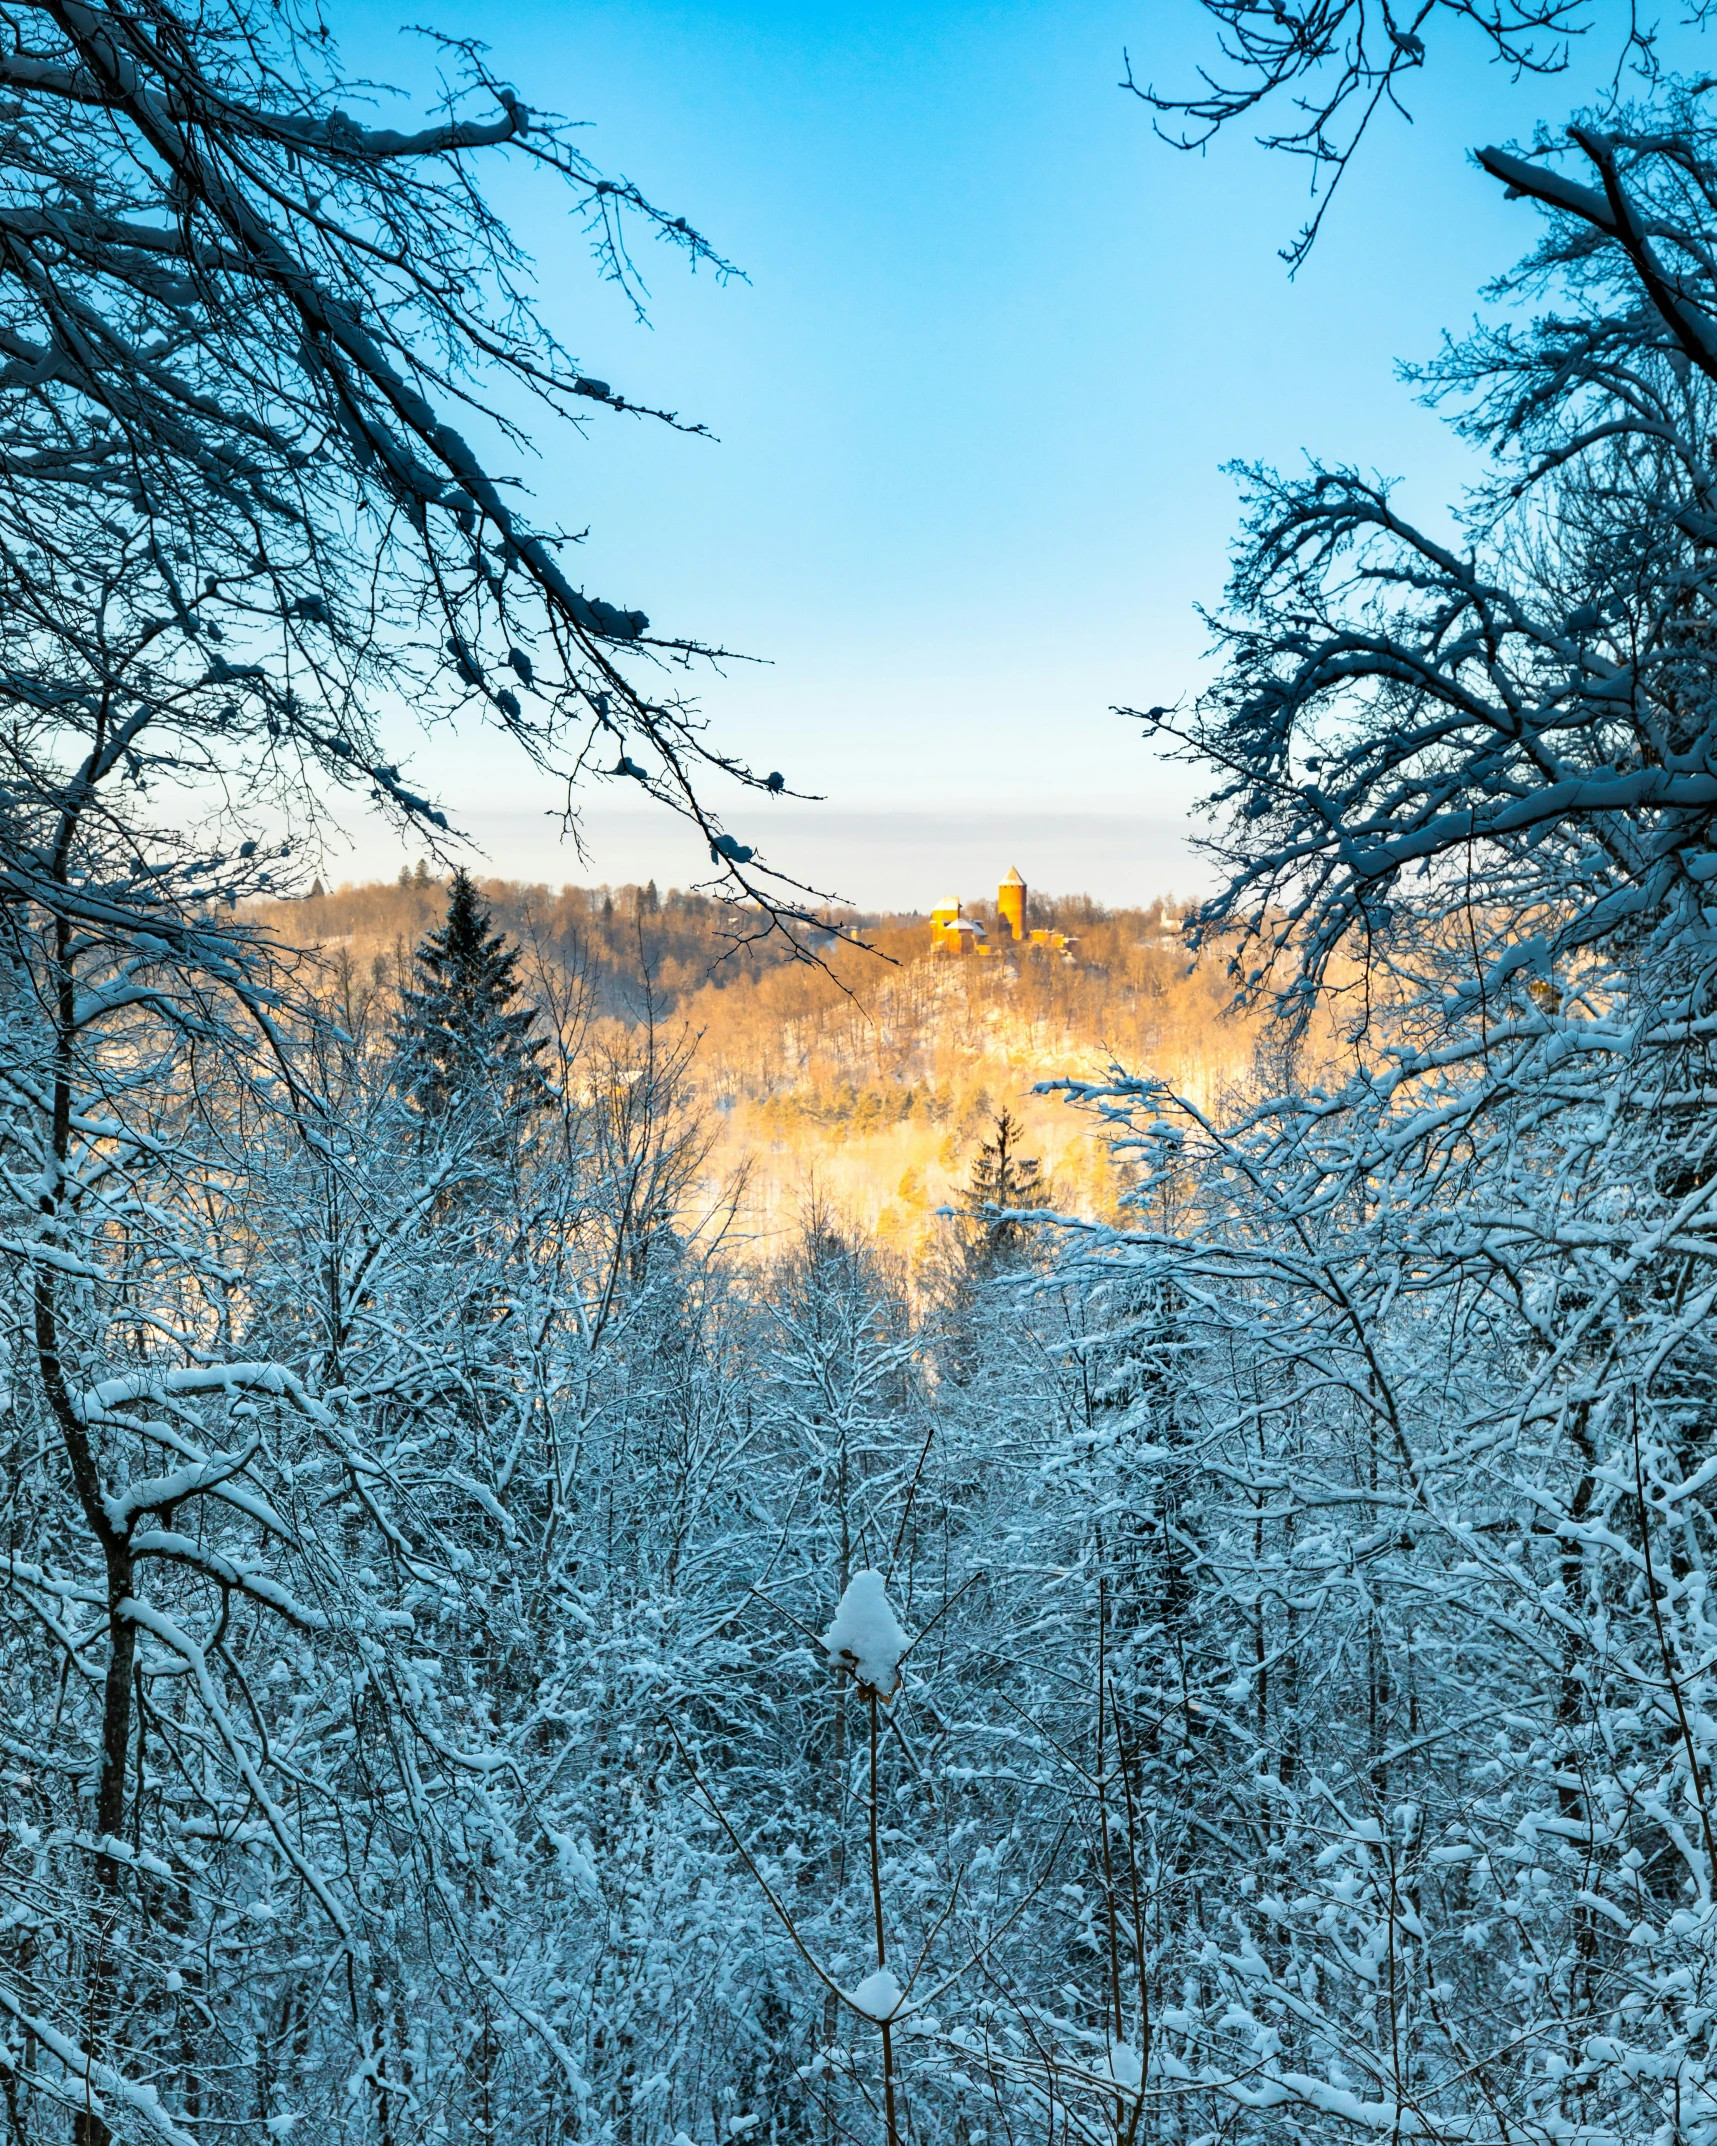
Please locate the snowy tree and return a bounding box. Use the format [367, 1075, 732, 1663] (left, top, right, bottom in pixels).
[994, 65, 1717, 2146]
[959, 1108, 1049, 1265]
[395, 869, 548, 1137]
[0, 6, 796, 2136]
[0, 0, 785, 892]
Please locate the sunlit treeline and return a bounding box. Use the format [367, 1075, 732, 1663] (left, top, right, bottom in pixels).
[249, 878, 1259, 1259]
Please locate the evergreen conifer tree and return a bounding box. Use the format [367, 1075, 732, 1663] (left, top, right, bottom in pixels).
[397, 870, 548, 1133]
[962, 1109, 1049, 1263]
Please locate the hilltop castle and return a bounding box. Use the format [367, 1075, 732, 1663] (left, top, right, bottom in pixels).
[929, 868, 1073, 957]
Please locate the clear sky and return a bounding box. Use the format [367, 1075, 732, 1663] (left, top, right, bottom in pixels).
[324, 0, 1645, 904]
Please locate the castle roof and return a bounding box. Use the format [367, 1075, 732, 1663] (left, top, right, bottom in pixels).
[1001, 866, 1025, 885]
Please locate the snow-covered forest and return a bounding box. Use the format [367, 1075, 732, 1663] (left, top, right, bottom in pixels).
[8, 0, 1717, 2142]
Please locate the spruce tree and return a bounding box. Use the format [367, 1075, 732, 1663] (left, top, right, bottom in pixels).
[962, 1109, 1048, 1264]
[397, 870, 548, 1133]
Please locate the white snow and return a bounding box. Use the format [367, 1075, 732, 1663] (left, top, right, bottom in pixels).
[822, 1570, 909, 1699]
[845, 1967, 907, 2022]
[1106, 2042, 1143, 2091]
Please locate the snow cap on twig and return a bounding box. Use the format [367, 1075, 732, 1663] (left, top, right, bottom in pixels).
[822, 1569, 908, 1701]
[844, 1967, 908, 2023]
[1106, 2042, 1143, 2092]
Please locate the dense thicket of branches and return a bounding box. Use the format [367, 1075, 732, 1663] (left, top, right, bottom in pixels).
[0, 849, 1133, 2146]
[1045, 57, 1717, 2146]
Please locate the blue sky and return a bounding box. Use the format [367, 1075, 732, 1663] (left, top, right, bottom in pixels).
[328, 0, 1647, 903]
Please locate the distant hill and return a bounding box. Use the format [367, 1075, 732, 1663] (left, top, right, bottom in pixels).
[249, 874, 1259, 1261]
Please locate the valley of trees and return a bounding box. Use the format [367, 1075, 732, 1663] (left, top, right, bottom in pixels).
[250, 875, 1244, 1259]
[7, 0, 1717, 2142]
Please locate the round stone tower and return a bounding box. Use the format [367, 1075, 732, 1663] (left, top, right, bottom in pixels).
[997, 866, 1026, 942]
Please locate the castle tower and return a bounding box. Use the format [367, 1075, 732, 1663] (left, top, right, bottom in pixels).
[997, 866, 1026, 943]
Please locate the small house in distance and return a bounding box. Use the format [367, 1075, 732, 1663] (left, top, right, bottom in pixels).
[930, 869, 1075, 957]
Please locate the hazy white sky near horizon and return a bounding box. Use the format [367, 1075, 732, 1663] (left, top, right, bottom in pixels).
[317, 0, 1655, 907]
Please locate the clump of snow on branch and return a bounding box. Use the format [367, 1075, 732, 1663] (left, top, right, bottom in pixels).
[844, 1967, 908, 2023]
[822, 1569, 908, 1699]
[1106, 2042, 1143, 2092]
